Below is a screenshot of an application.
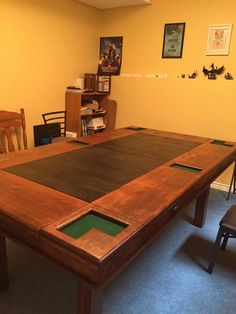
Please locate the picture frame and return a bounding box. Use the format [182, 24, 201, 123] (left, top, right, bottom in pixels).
[162, 23, 185, 58]
[97, 36, 123, 76]
[206, 24, 232, 55]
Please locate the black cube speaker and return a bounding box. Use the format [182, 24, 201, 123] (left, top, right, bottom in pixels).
[33, 124, 60, 146]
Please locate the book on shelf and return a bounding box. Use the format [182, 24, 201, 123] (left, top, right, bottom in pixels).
[81, 107, 93, 115]
[87, 124, 105, 131]
[94, 109, 105, 114]
[81, 106, 106, 117]
[81, 119, 88, 136]
[85, 101, 99, 110]
[66, 86, 85, 93]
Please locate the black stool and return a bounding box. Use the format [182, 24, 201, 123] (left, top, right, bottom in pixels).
[208, 205, 236, 274]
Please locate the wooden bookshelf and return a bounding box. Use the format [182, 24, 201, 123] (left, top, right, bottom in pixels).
[65, 92, 116, 137]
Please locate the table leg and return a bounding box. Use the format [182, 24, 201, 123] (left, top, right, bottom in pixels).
[0, 234, 9, 292]
[77, 282, 103, 314]
[194, 186, 210, 228]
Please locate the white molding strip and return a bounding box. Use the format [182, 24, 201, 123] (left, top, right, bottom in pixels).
[211, 181, 229, 192]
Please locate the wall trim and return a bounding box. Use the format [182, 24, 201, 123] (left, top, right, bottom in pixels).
[211, 181, 229, 192]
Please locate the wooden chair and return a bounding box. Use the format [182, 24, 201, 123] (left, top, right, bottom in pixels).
[0, 108, 27, 153]
[208, 204, 236, 274]
[42, 111, 67, 143]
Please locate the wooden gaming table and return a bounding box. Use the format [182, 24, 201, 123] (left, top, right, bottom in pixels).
[0, 127, 235, 313]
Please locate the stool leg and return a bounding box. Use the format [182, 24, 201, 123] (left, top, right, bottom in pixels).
[221, 233, 229, 251]
[208, 227, 224, 274]
[0, 234, 9, 291]
[227, 162, 236, 200]
[234, 174, 236, 194]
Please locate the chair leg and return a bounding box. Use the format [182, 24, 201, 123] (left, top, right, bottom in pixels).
[227, 162, 236, 200]
[208, 227, 224, 274]
[221, 233, 229, 251]
[234, 175, 236, 194]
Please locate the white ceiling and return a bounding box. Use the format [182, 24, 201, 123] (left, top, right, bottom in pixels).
[77, 0, 151, 10]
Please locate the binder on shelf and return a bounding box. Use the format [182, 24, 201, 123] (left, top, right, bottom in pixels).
[84, 74, 97, 92]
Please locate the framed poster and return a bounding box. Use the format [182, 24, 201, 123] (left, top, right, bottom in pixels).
[97, 36, 123, 76]
[162, 23, 185, 58]
[206, 24, 232, 55]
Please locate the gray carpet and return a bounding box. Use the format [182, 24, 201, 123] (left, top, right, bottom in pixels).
[0, 188, 235, 314]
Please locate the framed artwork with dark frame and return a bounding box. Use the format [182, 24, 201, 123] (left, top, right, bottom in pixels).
[97, 36, 123, 76]
[162, 23, 186, 58]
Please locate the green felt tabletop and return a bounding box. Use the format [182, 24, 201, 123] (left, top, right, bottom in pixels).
[60, 213, 126, 239]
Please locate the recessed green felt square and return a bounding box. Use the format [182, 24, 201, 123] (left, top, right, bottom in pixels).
[211, 140, 233, 147]
[171, 163, 202, 173]
[60, 212, 127, 239]
[69, 140, 89, 146]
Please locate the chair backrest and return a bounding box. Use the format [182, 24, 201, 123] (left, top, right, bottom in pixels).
[42, 111, 66, 141]
[0, 108, 27, 153]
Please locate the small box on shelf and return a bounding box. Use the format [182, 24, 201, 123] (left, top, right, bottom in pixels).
[97, 76, 111, 93]
[86, 117, 105, 130]
[81, 116, 105, 136]
[84, 73, 111, 93]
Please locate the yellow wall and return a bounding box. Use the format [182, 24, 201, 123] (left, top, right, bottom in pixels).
[0, 0, 100, 146]
[100, 0, 236, 185]
[1, 0, 235, 185]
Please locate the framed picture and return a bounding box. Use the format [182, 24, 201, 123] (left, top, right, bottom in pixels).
[97, 36, 123, 76]
[162, 23, 185, 58]
[206, 24, 232, 55]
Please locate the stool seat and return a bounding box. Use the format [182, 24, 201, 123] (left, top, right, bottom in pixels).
[208, 205, 236, 274]
[220, 205, 236, 232]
